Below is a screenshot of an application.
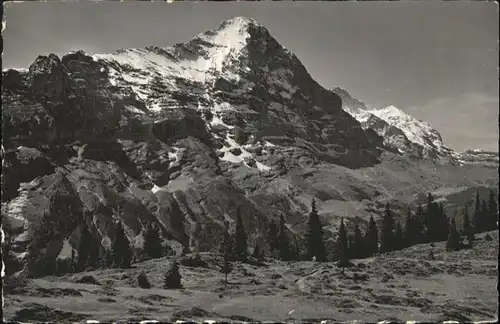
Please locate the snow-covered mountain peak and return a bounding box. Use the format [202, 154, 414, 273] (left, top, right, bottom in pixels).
[332, 87, 458, 161]
[371, 105, 440, 144]
[91, 16, 301, 114]
[374, 105, 432, 129]
[198, 17, 251, 48]
[367, 104, 457, 159]
[214, 16, 260, 32]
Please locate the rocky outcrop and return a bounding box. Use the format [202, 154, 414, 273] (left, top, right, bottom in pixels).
[27, 54, 71, 102]
[1, 147, 56, 202]
[3, 173, 83, 277]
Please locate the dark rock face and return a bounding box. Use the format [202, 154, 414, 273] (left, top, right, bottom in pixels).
[238, 22, 380, 168]
[27, 54, 71, 102]
[1, 147, 56, 202]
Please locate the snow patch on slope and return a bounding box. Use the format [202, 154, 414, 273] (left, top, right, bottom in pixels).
[124, 105, 146, 115]
[218, 134, 271, 171]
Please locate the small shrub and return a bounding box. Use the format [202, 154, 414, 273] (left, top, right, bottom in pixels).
[357, 262, 367, 269]
[101, 280, 119, 296]
[352, 272, 369, 282]
[485, 233, 493, 241]
[179, 256, 208, 268]
[75, 275, 100, 285]
[164, 261, 182, 289]
[380, 272, 393, 283]
[137, 271, 151, 289]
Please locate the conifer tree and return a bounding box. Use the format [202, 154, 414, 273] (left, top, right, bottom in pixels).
[415, 204, 425, 244]
[234, 209, 249, 261]
[424, 193, 432, 225]
[431, 202, 448, 242]
[219, 221, 234, 259]
[403, 208, 414, 248]
[347, 235, 355, 260]
[473, 189, 482, 233]
[97, 245, 107, 268]
[143, 223, 163, 259]
[102, 249, 110, 268]
[379, 203, 395, 253]
[462, 206, 474, 247]
[352, 221, 364, 259]
[77, 222, 92, 271]
[252, 243, 263, 261]
[336, 218, 349, 272]
[164, 260, 182, 289]
[481, 199, 489, 232]
[425, 193, 439, 242]
[487, 189, 498, 230]
[88, 236, 101, 269]
[438, 203, 449, 242]
[394, 222, 404, 251]
[446, 218, 461, 251]
[288, 239, 300, 261]
[364, 214, 379, 256]
[70, 248, 76, 273]
[267, 219, 279, 258]
[305, 199, 326, 261]
[137, 270, 151, 289]
[278, 214, 291, 261]
[191, 220, 202, 258]
[220, 221, 233, 286]
[111, 221, 133, 268]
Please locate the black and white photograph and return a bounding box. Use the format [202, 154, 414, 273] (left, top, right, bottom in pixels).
[1, 1, 498, 323]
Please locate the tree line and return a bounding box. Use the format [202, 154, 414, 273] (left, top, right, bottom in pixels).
[51, 188, 497, 278]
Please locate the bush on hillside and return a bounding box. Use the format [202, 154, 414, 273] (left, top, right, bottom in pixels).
[137, 271, 151, 289]
[164, 261, 182, 289]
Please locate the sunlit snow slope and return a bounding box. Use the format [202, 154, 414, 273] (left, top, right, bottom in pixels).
[332, 87, 458, 162]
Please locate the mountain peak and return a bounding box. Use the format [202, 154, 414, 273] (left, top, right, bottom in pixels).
[218, 16, 260, 30]
[193, 17, 257, 61]
[381, 105, 399, 111]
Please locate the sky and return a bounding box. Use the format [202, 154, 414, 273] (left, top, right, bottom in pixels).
[2, 1, 498, 152]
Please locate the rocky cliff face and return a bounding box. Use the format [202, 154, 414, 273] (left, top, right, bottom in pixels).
[2, 17, 496, 277]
